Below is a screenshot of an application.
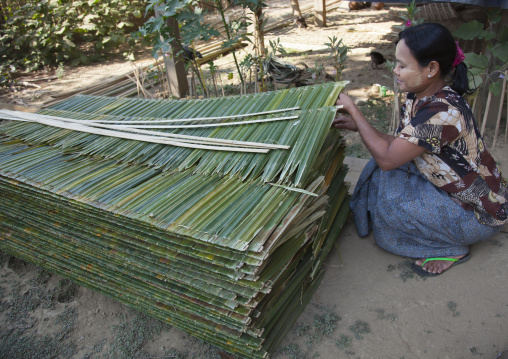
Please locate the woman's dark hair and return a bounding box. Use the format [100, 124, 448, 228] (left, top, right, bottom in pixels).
[399, 22, 473, 96]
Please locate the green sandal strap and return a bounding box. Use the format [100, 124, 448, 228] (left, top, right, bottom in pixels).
[421, 257, 459, 267]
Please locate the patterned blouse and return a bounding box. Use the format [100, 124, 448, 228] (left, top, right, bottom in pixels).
[395, 86, 508, 227]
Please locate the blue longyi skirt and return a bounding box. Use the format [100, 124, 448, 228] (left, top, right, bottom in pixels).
[350, 158, 502, 258]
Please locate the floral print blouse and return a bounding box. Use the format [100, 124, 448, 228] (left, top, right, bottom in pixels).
[396, 86, 507, 226]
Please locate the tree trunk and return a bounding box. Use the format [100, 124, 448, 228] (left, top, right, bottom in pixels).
[153, 9, 189, 98]
[247, 6, 265, 57]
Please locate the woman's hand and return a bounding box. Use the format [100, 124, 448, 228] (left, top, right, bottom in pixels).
[332, 93, 359, 131]
[335, 93, 355, 113]
[331, 115, 358, 132]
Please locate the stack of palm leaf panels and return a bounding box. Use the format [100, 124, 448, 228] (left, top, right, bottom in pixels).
[0, 82, 350, 358]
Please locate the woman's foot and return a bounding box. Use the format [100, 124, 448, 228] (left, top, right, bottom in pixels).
[413, 254, 470, 276]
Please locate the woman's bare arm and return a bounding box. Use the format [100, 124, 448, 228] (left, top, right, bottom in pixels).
[333, 93, 425, 171]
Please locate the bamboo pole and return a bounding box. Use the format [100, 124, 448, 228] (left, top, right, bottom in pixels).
[492, 71, 507, 148]
[480, 90, 492, 137]
[505, 86, 508, 142]
[50, 74, 129, 98]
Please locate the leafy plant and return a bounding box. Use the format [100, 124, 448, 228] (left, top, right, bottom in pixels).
[56, 63, 65, 79]
[0, 64, 14, 87]
[308, 60, 324, 84]
[135, 1, 218, 57]
[453, 9, 508, 95]
[239, 54, 256, 93]
[208, 60, 221, 96]
[0, 0, 146, 73]
[325, 35, 350, 81]
[394, 0, 424, 30]
[267, 38, 287, 59]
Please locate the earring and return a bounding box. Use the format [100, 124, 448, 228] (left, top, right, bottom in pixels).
[428, 75, 431, 78]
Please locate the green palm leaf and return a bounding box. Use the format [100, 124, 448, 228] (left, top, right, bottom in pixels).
[0, 82, 351, 358]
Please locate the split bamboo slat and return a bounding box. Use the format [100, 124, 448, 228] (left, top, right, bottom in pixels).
[0, 82, 351, 358]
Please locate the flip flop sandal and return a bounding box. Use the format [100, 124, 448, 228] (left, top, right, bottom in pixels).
[411, 253, 471, 277]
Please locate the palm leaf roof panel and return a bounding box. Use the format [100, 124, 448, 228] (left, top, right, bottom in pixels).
[0, 82, 350, 358]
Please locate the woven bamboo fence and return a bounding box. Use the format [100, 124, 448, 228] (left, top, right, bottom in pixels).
[0, 81, 350, 358]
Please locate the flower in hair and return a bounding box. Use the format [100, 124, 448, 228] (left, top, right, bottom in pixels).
[406, 20, 412, 27]
[452, 41, 465, 68]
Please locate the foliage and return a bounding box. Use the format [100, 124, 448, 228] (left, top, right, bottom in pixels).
[135, 0, 218, 59]
[453, 9, 508, 95]
[308, 60, 324, 84]
[394, 0, 424, 30]
[134, 0, 267, 93]
[221, 17, 252, 55]
[324, 35, 350, 81]
[55, 63, 65, 79]
[267, 38, 287, 59]
[0, 0, 146, 73]
[239, 53, 256, 85]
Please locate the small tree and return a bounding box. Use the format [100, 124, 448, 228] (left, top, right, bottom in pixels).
[324, 36, 350, 81]
[135, 0, 267, 94]
[394, 0, 424, 30]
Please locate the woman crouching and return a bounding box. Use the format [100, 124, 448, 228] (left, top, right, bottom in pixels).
[333, 22, 507, 276]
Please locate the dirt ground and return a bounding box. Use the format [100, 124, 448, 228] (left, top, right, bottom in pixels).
[1, 2, 508, 359]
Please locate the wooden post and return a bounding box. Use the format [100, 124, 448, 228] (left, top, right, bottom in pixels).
[492, 71, 507, 148]
[480, 91, 492, 137]
[314, 0, 326, 27]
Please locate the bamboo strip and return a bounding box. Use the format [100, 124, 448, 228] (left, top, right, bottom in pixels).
[268, 183, 318, 196]
[85, 106, 301, 123]
[0, 110, 270, 153]
[89, 124, 289, 149]
[3, 107, 299, 131]
[9, 109, 289, 149]
[115, 115, 299, 129]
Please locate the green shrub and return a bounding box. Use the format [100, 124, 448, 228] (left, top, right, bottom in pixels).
[0, 0, 147, 73]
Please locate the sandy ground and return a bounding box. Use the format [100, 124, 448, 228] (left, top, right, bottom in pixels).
[1, 2, 508, 359]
